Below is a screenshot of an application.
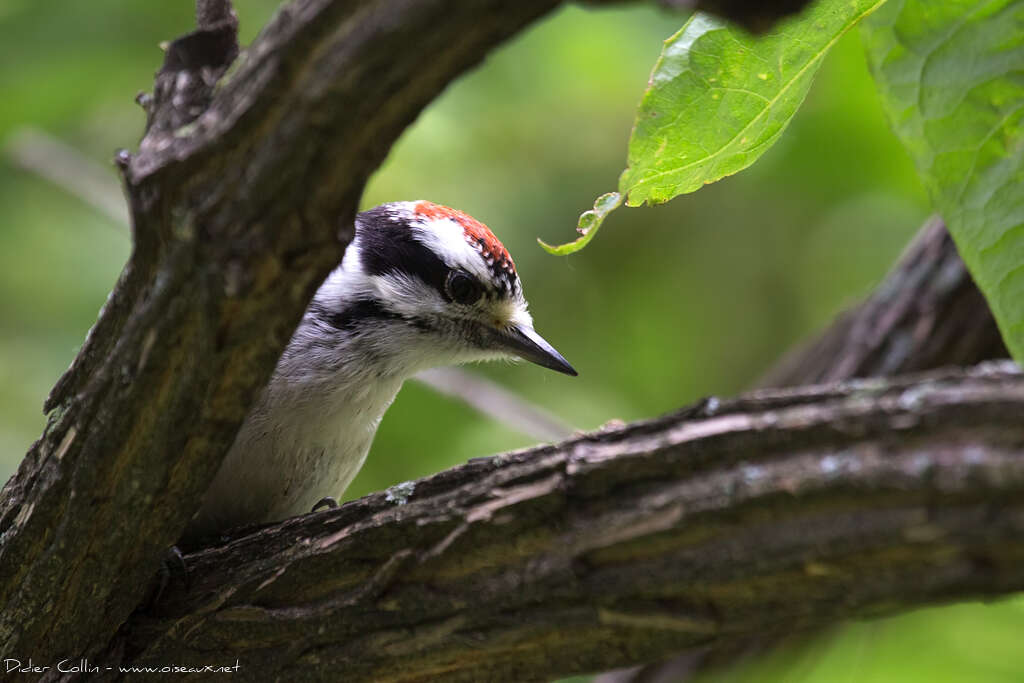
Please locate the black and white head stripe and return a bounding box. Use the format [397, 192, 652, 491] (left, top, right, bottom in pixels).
[356, 204, 452, 301]
[308, 298, 397, 332]
[298, 201, 566, 378]
[354, 202, 522, 302]
[410, 201, 518, 295]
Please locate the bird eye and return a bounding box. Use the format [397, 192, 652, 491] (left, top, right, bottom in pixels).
[446, 270, 483, 305]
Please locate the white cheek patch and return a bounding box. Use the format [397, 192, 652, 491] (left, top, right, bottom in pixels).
[372, 271, 446, 317]
[315, 243, 375, 306]
[315, 222, 534, 335]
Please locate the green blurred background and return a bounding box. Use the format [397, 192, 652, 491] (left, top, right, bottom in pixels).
[1, 1, 1021, 680]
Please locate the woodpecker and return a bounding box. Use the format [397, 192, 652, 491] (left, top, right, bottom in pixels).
[184, 201, 576, 542]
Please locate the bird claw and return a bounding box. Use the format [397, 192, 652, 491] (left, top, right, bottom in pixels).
[150, 545, 189, 608]
[311, 496, 339, 513]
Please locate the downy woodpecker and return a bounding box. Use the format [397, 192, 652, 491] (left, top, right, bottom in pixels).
[184, 201, 576, 541]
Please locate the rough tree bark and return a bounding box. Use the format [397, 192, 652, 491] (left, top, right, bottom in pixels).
[606, 217, 1010, 682]
[0, 0, 570, 664]
[0, 1, 1018, 681]
[759, 217, 1008, 389]
[102, 363, 1024, 683]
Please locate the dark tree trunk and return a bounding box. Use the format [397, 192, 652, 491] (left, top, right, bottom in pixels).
[0, 2, 1017, 681]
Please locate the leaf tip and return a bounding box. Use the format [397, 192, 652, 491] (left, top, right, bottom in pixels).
[537, 191, 623, 256]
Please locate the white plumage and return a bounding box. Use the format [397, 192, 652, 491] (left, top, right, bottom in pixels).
[184, 202, 574, 541]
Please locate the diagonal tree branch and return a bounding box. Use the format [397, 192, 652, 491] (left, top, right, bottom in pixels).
[759, 216, 1008, 389]
[415, 367, 575, 442]
[5, 128, 131, 227]
[607, 217, 1011, 682]
[107, 364, 1024, 681]
[0, 0, 569, 663]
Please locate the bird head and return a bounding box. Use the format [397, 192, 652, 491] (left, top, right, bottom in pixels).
[307, 201, 576, 379]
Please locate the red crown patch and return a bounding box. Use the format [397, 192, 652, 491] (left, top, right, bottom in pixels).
[413, 201, 516, 277]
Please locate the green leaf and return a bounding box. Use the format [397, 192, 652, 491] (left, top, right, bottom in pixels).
[539, 192, 622, 255]
[546, 0, 888, 254]
[862, 0, 1024, 360]
[619, 0, 887, 207]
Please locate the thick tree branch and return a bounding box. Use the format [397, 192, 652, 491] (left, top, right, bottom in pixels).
[0, 0, 567, 663]
[105, 364, 1024, 681]
[759, 216, 1008, 389]
[613, 217, 1011, 682]
[0, 0, 1012, 680]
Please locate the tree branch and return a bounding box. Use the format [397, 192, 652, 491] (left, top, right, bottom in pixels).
[5, 127, 130, 227]
[1, 0, 1013, 680]
[4, 127, 572, 444]
[0, 0, 567, 663]
[415, 367, 575, 442]
[611, 217, 1011, 681]
[759, 216, 1008, 388]
[106, 364, 1024, 680]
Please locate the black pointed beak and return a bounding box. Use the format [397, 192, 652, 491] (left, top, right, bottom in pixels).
[494, 324, 577, 376]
